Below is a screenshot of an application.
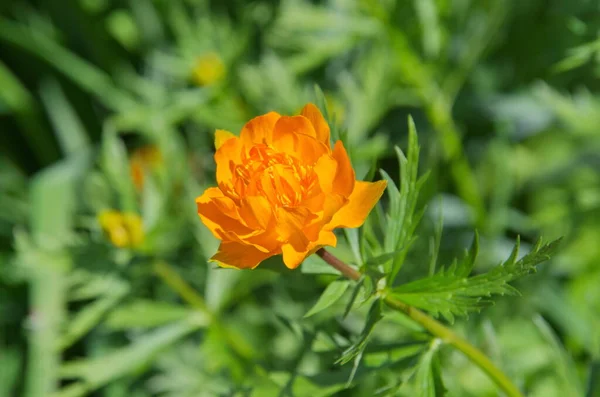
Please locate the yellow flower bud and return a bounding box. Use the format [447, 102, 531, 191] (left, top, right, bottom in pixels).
[98, 210, 145, 248]
[192, 52, 225, 86]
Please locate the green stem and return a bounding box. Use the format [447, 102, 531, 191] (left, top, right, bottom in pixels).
[383, 296, 523, 397]
[153, 261, 254, 359]
[154, 261, 209, 312]
[25, 262, 65, 397]
[315, 248, 524, 397]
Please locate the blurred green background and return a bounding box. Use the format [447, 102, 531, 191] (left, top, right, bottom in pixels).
[1, 0, 599, 396]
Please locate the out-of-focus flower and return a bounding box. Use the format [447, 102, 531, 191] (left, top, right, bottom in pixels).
[196, 103, 387, 269]
[98, 210, 144, 248]
[130, 145, 162, 190]
[191, 52, 225, 86]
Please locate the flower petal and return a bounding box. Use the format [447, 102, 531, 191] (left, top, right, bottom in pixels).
[214, 129, 237, 149]
[238, 195, 272, 230]
[314, 154, 337, 194]
[210, 241, 275, 269]
[281, 230, 337, 269]
[214, 136, 244, 193]
[302, 193, 347, 238]
[272, 116, 327, 164]
[240, 111, 281, 147]
[327, 180, 387, 229]
[196, 187, 258, 241]
[275, 206, 314, 246]
[300, 103, 331, 147]
[331, 141, 355, 197]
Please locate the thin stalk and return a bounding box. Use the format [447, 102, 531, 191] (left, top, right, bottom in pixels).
[316, 248, 361, 280]
[25, 263, 65, 397]
[154, 261, 209, 312]
[315, 248, 524, 397]
[153, 261, 254, 359]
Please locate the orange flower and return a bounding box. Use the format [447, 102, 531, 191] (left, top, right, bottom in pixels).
[196, 104, 387, 269]
[130, 145, 162, 190]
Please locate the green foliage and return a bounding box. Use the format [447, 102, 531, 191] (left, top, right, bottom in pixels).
[304, 280, 350, 318]
[0, 0, 597, 396]
[381, 117, 428, 283]
[392, 235, 563, 322]
[336, 299, 384, 367]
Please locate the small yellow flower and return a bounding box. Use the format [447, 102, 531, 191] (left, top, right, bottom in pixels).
[192, 52, 226, 86]
[130, 145, 162, 191]
[98, 210, 144, 248]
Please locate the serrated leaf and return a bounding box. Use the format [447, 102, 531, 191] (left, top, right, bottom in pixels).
[304, 280, 350, 318]
[392, 237, 562, 322]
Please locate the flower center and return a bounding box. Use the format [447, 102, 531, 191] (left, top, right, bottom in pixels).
[233, 144, 318, 207]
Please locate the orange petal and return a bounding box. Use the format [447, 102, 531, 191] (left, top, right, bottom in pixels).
[215, 129, 237, 149]
[238, 195, 272, 229]
[196, 187, 257, 241]
[331, 141, 355, 197]
[281, 230, 337, 269]
[327, 180, 387, 229]
[275, 206, 314, 246]
[272, 116, 327, 165]
[313, 154, 337, 194]
[214, 136, 243, 191]
[314, 229, 337, 248]
[240, 111, 281, 147]
[300, 103, 331, 147]
[210, 241, 275, 269]
[301, 193, 346, 241]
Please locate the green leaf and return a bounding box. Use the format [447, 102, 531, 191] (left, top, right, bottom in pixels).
[0, 18, 135, 111]
[413, 339, 445, 397]
[59, 279, 129, 349]
[342, 278, 366, 319]
[104, 300, 193, 330]
[380, 116, 427, 284]
[23, 154, 90, 397]
[304, 280, 350, 318]
[336, 299, 383, 365]
[391, 236, 562, 322]
[30, 153, 90, 248]
[0, 60, 58, 165]
[364, 248, 407, 269]
[0, 348, 21, 397]
[100, 127, 137, 213]
[414, 0, 441, 59]
[343, 228, 363, 266]
[533, 315, 585, 396]
[301, 254, 342, 276]
[39, 78, 90, 156]
[58, 315, 206, 395]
